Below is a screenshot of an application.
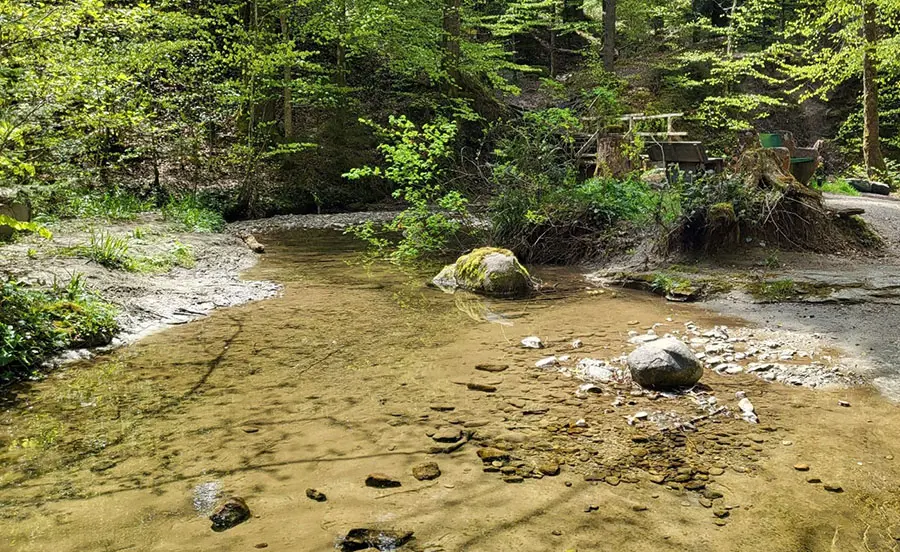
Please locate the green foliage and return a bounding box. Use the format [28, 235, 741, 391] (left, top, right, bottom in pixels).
[0, 215, 52, 240]
[345, 116, 469, 262]
[0, 275, 119, 377]
[81, 232, 132, 270]
[162, 196, 225, 233]
[812, 179, 862, 197]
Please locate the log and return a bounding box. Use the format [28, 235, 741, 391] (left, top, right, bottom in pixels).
[241, 234, 265, 254]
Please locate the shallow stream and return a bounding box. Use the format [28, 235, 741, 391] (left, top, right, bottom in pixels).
[2, 230, 899, 552]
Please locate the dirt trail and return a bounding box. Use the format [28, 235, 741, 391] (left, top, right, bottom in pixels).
[2, 231, 899, 552]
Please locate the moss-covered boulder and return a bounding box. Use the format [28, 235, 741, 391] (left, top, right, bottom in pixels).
[432, 247, 535, 298]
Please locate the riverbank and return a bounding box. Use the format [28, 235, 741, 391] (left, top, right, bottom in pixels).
[0, 213, 279, 369]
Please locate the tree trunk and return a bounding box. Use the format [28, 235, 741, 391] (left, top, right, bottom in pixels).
[862, 0, 886, 175]
[442, 0, 462, 90]
[602, 0, 615, 71]
[549, 2, 558, 77]
[336, 0, 347, 87]
[281, 10, 293, 139]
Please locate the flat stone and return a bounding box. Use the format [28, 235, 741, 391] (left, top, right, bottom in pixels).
[467, 382, 497, 393]
[432, 428, 462, 443]
[538, 463, 560, 476]
[793, 463, 810, 472]
[521, 336, 544, 349]
[429, 405, 455, 412]
[365, 474, 401, 488]
[476, 447, 509, 462]
[337, 528, 413, 552]
[305, 488, 326, 502]
[806, 476, 822, 484]
[475, 364, 509, 373]
[412, 462, 442, 481]
[823, 483, 843, 493]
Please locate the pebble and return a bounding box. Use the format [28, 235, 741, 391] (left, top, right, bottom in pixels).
[365, 474, 401, 488]
[242, 427, 260, 433]
[467, 382, 497, 393]
[521, 336, 544, 349]
[823, 483, 843, 493]
[632, 505, 648, 512]
[782, 440, 793, 446]
[305, 488, 326, 502]
[477, 448, 509, 462]
[708, 467, 725, 476]
[793, 463, 810, 472]
[584, 504, 599, 513]
[838, 400, 851, 407]
[209, 497, 250, 532]
[429, 405, 455, 412]
[535, 356, 558, 369]
[806, 476, 822, 484]
[504, 475, 524, 483]
[254, 544, 268, 549]
[572, 339, 583, 349]
[412, 462, 442, 481]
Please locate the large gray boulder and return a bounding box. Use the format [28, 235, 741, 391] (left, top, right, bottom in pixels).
[627, 337, 703, 389]
[432, 247, 535, 298]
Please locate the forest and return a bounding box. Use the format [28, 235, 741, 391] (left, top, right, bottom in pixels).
[4, 2, 900, 550]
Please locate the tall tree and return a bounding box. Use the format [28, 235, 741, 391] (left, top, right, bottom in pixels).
[862, 0, 887, 174]
[602, 0, 615, 70]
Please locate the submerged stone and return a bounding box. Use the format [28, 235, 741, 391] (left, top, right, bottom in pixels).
[209, 496, 250, 532]
[432, 247, 535, 298]
[337, 528, 414, 551]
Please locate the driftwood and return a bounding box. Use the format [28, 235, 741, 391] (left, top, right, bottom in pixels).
[240, 234, 265, 253]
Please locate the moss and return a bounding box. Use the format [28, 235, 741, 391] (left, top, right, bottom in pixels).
[445, 247, 532, 297]
[748, 279, 798, 302]
[456, 247, 525, 283]
[707, 202, 736, 223]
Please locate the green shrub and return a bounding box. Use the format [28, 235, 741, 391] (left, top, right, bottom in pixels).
[162, 196, 226, 233]
[345, 116, 469, 262]
[0, 275, 119, 378]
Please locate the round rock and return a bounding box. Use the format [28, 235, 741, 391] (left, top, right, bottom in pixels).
[627, 337, 703, 389]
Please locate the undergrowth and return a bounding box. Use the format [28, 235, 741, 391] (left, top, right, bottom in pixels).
[0, 275, 119, 379]
[162, 196, 226, 233]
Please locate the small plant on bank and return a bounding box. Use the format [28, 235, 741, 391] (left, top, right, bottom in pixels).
[71, 232, 196, 273]
[750, 279, 797, 302]
[812, 178, 861, 197]
[82, 231, 132, 270]
[0, 275, 119, 379]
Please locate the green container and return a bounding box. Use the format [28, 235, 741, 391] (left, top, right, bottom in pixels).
[759, 133, 783, 148]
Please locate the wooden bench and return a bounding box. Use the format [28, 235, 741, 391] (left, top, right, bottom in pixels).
[758, 132, 820, 185]
[645, 141, 724, 176]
